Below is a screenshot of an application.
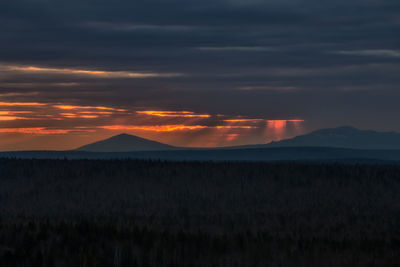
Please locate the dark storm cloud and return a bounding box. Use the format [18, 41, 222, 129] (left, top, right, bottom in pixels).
[1, 0, 400, 133]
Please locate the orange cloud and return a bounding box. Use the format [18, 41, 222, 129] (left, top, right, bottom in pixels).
[60, 113, 78, 118]
[80, 115, 99, 119]
[100, 125, 208, 132]
[54, 104, 126, 119]
[223, 119, 264, 123]
[137, 110, 211, 118]
[54, 105, 126, 112]
[0, 116, 21, 121]
[0, 128, 72, 135]
[100, 124, 257, 133]
[215, 126, 256, 129]
[78, 111, 113, 115]
[60, 113, 100, 119]
[0, 127, 98, 135]
[0, 102, 46, 107]
[5, 64, 182, 78]
[0, 102, 125, 122]
[0, 111, 32, 115]
[0, 110, 38, 120]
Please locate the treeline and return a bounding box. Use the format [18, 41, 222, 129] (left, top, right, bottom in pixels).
[1, 219, 398, 267]
[0, 159, 400, 266]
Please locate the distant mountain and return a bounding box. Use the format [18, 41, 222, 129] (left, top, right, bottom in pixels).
[76, 133, 177, 152]
[6, 127, 400, 162]
[76, 127, 400, 153]
[265, 126, 400, 150]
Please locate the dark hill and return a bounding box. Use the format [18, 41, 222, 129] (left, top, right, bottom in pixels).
[76, 133, 177, 152]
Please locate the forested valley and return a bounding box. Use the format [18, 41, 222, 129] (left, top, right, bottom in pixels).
[0, 159, 399, 266]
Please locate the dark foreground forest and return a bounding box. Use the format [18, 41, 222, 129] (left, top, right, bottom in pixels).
[1, 159, 400, 266]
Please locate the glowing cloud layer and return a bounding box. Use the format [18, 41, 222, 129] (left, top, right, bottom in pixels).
[0, 100, 305, 149]
[0, 128, 75, 135]
[54, 105, 126, 112]
[137, 110, 211, 118]
[2, 64, 182, 79]
[100, 125, 208, 132]
[0, 102, 46, 107]
[0, 102, 125, 121]
[224, 119, 264, 123]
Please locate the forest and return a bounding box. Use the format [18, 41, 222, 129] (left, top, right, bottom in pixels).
[0, 159, 400, 266]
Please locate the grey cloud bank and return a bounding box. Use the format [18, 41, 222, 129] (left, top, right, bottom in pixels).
[0, 0, 399, 132]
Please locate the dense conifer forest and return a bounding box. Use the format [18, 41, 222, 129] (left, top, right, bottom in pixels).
[1, 159, 400, 266]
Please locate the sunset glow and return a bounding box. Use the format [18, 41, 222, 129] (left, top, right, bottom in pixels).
[60, 113, 100, 119]
[0, 102, 46, 107]
[215, 126, 256, 129]
[223, 119, 264, 123]
[100, 125, 208, 132]
[137, 110, 211, 118]
[0, 116, 21, 121]
[0, 100, 305, 149]
[54, 105, 126, 112]
[0, 128, 76, 135]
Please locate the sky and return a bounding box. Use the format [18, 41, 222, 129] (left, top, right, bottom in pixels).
[0, 0, 399, 150]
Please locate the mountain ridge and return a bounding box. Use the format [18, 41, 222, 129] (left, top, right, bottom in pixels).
[76, 133, 177, 152]
[264, 126, 400, 150]
[75, 126, 400, 152]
